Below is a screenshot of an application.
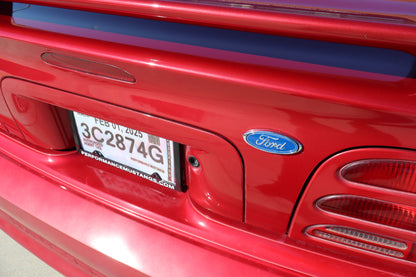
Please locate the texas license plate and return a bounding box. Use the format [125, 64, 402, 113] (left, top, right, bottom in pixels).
[71, 112, 181, 191]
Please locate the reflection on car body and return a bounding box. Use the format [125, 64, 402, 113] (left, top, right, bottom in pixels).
[0, 0, 416, 276]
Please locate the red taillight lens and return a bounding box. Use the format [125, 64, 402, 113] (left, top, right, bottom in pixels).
[317, 195, 416, 232]
[41, 52, 136, 83]
[341, 160, 416, 193]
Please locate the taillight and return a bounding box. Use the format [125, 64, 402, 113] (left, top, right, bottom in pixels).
[317, 195, 416, 232]
[341, 160, 416, 193]
[306, 225, 410, 258]
[289, 150, 416, 266]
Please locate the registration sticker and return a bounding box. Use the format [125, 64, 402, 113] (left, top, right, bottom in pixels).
[71, 112, 182, 191]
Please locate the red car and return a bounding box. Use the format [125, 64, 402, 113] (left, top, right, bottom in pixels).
[0, 0, 415, 276]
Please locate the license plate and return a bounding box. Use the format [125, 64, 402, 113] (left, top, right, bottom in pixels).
[70, 111, 182, 191]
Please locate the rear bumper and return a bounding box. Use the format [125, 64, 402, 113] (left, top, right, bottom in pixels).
[0, 139, 273, 276]
[0, 133, 292, 277]
[0, 132, 401, 277]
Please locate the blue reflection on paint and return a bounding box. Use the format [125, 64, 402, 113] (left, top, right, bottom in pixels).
[12, 3, 416, 77]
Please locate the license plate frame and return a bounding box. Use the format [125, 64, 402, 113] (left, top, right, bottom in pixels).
[69, 111, 182, 191]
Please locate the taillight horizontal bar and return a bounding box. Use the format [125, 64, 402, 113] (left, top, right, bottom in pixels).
[341, 159, 416, 193]
[317, 195, 416, 232]
[307, 226, 406, 258]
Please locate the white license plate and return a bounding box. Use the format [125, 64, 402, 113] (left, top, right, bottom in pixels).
[71, 112, 181, 191]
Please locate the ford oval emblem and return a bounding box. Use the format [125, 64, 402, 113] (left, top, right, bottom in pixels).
[243, 131, 302, 155]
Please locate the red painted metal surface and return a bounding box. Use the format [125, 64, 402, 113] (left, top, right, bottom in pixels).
[3, 93, 75, 150]
[0, 0, 415, 275]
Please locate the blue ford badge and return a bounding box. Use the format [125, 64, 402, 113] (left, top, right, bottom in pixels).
[243, 131, 302, 155]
